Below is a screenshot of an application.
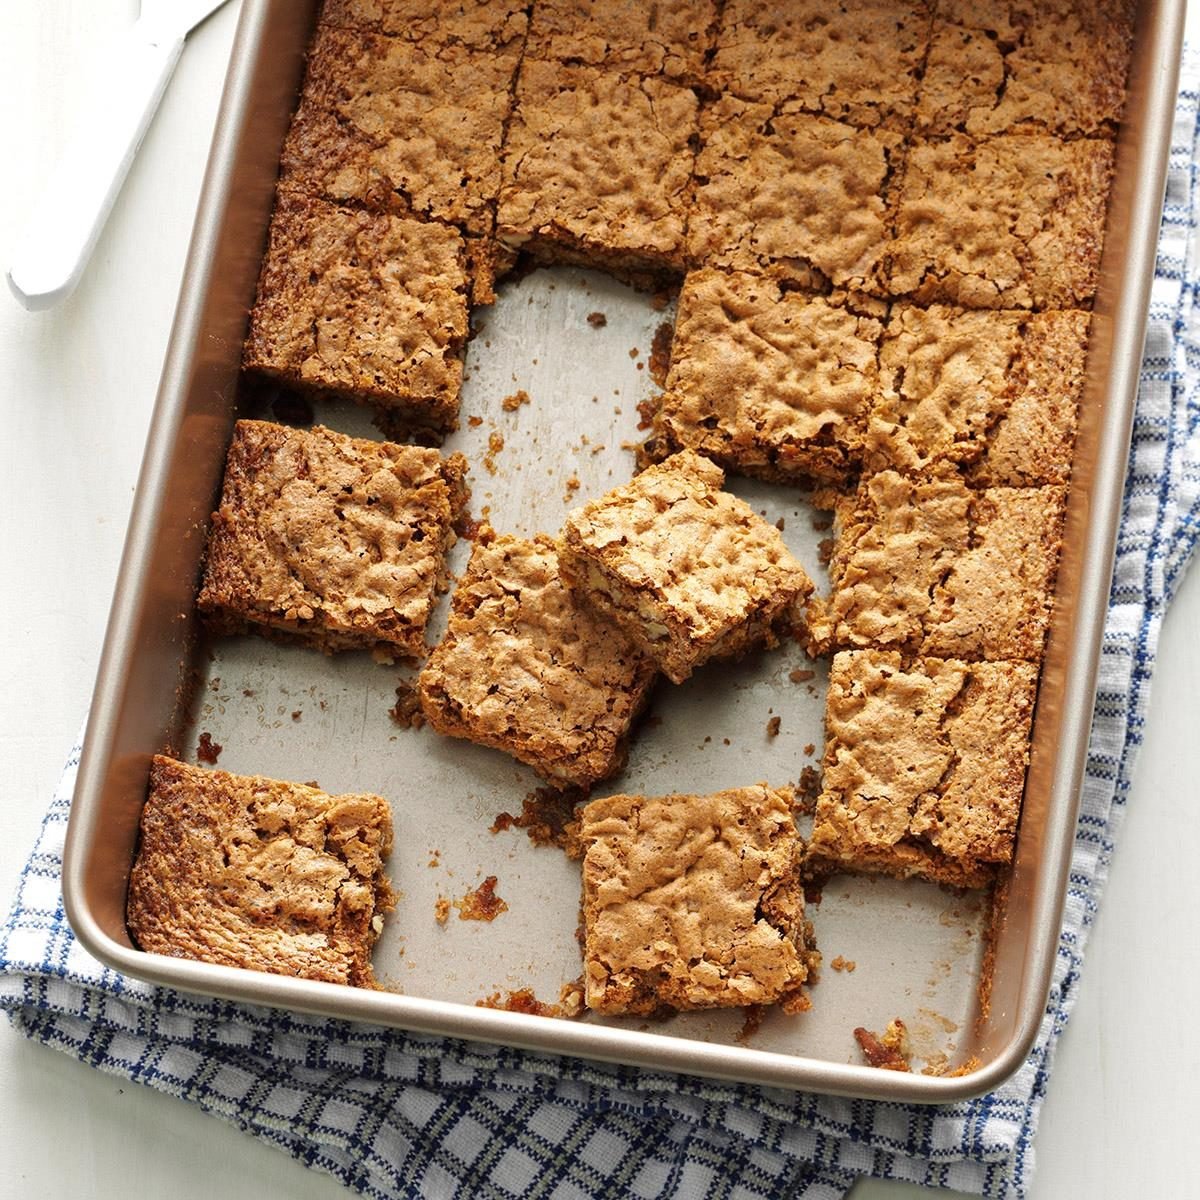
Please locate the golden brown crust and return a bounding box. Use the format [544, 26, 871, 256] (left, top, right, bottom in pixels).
[917, 1, 1134, 137]
[886, 134, 1115, 310]
[647, 269, 883, 484]
[280, 25, 521, 235]
[809, 651, 1038, 886]
[417, 534, 658, 788]
[811, 471, 1065, 662]
[526, 0, 718, 83]
[127, 756, 393, 986]
[709, 0, 932, 128]
[496, 60, 699, 276]
[867, 305, 1089, 486]
[580, 785, 812, 1014]
[197, 421, 464, 658]
[242, 189, 469, 426]
[319, 0, 530, 51]
[688, 97, 902, 294]
[559, 450, 814, 683]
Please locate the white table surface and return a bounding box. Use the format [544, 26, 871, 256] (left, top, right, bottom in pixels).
[2, 4, 1198, 1198]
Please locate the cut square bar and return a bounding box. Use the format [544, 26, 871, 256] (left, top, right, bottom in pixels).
[580, 784, 813, 1014]
[525, 0, 719, 83]
[417, 533, 657, 789]
[496, 60, 699, 280]
[866, 305, 1090, 486]
[243, 190, 470, 429]
[197, 420, 466, 659]
[709, 0, 932, 128]
[809, 651, 1039, 887]
[886, 134, 1115, 310]
[127, 756, 394, 986]
[917, 1, 1135, 137]
[559, 450, 813, 684]
[688, 97, 902, 294]
[646, 268, 883, 483]
[810, 471, 1066, 662]
[279, 24, 521, 235]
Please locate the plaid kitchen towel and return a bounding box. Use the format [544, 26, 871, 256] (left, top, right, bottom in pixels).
[5, 59, 1200, 1200]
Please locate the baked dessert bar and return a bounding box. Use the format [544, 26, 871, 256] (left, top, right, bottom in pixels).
[279, 24, 521, 235]
[197, 420, 465, 659]
[647, 268, 883, 484]
[127, 755, 394, 986]
[886, 133, 1115, 309]
[559, 450, 813, 684]
[319, 0, 530, 51]
[688, 96, 902, 294]
[809, 651, 1039, 888]
[918, 1, 1135, 137]
[579, 784, 813, 1014]
[242, 189, 469, 430]
[866, 305, 1090, 486]
[417, 532, 657, 789]
[525, 0, 719, 83]
[496, 60, 699, 279]
[709, 0, 931, 128]
[810, 471, 1066, 662]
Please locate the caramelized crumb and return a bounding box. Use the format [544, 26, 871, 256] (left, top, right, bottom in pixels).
[735, 1004, 767, 1044]
[563, 475, 581, 501]
[453, 876, 509, 921]
[766, 716, 782, 738]
[803, 742, 816, 757]
[811, 514, 833, 532]
[196, 732, 222, 764]
[491, 786, 587, 857]
[649, 321, 673, 386]
[501, 389, 531, 412]
[628, 346, 639, 359]
[855, 1020, 911, 1071]
[483, 431, 505, 475]
[795, 765, 821, 813]
[775, 517, 786, 531]
[434, 897, 451, 924]
[291, 710, 302, 722]
[830, 955, 857, 973]
[789, 668, 815, 684]
[468, 415, 484, 427]
[587, 311, 607, 328]
[389, 681, 426, 729]
[818, 537, 835, 565]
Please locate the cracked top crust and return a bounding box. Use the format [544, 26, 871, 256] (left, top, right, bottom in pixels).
[689, 97, 902, 293]
[526, 0, 719, 82]
[280, 25, 521, 234]
[561, 450, 813, 653]
[866, 305, 1089, 485]
[496, 60, 699, 271]
[709, 0, 932, 127]
[243, 189, 469, 422]
[918, 1, 1134, 136]
[127, 755, 394, 986]
[319, 0, 530, 51]
[197, 421, 465, 657]
[651, 269, 883, 483]
[886, 134, 1115, 309]
[580, 784, 811, 1013]
[810, 651, 1038, 887]
[417, 533, 657, 789]
[813, 471, 1065, 661]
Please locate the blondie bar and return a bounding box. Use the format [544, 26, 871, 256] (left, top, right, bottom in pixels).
[688, 96, 902, 293]
[580, 784, 813, 1014]
[242, 189, 470, 429]
[126, 756, 394, 986]
[867, 305, 1090, 486]
[811, 471, 1066, 662]
[647, 268, 883, 483]
[809, 651, 1039, 887]
[559, 450, 813, 684]
[496, 60, 699, 279]
[886, 134, 1114, 309]
[197, 421, 465, 658]
[417, 533, 657, 789]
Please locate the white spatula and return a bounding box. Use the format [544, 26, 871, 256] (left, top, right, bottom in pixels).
[7, 0, 235, 311]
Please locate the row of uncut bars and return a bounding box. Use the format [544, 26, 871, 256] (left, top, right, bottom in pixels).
[123, 1, 1137, 1017]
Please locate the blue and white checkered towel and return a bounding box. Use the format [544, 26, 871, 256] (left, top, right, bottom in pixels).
[5, 56, 1200, 1200]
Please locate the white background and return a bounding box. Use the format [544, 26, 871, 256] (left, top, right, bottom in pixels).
[1, 4, 1198, 1198]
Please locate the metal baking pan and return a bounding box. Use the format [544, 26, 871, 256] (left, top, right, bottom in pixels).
[61, 0, 1184, 1103]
